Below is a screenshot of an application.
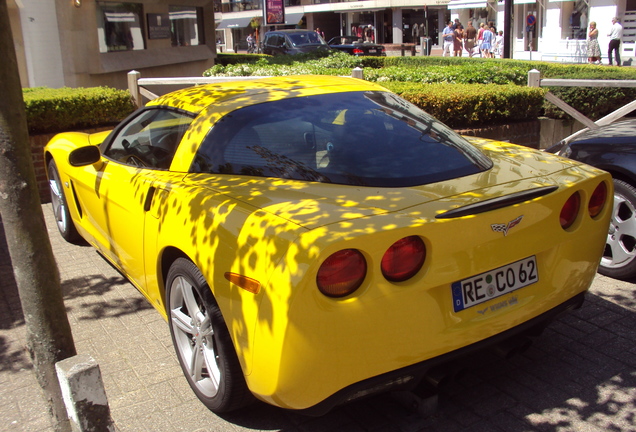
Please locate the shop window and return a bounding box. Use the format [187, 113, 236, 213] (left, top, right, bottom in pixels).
[97, 2, 145, 53]
[561, 0, 588, 40]
[170, 6, 205, 46]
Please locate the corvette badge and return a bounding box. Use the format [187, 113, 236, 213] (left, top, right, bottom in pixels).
[491, 215, 523, 236]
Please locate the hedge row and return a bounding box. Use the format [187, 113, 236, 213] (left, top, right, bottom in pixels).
[209, 52, 636, 125]
[23, 87, 136, 134]
[382, 82, 546, 128]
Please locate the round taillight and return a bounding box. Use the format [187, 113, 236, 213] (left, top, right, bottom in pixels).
[560, 192, 581, 230]
[317, 249, 367, 298]
[381, 236, 426, 282]
[588, 182, 608, 218]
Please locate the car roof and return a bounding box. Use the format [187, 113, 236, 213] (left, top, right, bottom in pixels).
[572, 118, 636, 144]
[146, 75, 387, 114]
[266, 29, 318, 34]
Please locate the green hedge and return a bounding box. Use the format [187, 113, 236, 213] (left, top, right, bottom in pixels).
[23, 87, 136, 134]
[206, 52, 636, 126]
[382, 82, 546, 128]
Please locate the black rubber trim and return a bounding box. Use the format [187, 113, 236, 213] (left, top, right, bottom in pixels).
[436, 186, 559, 219]
[294, 292, 585, 416]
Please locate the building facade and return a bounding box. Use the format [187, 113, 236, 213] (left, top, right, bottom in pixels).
[8, 0, 635, 92]
[217, 0, 635, 64]
[9, 0, 217, 90]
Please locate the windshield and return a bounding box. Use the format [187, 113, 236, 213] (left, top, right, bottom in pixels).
[288, 32, 325, 46]
[192, 91, 492, 187]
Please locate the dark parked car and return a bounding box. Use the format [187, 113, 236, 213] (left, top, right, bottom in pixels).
[549, 119, 636, 280]
[262, 29, 330, 56]
[327, 36, 386, 56]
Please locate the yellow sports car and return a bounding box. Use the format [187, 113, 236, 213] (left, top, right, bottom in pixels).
[45, 75, 611, 415]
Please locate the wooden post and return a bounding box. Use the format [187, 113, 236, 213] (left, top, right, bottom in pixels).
[127, 70, 142, 109]
[527, 69, 541, 88]
[351, 67, 364, 80]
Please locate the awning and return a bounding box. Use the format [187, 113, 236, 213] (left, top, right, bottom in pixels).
[217, 17, 253, 29]
[285, 13, 305, 26]
[447, 0, 487, 9]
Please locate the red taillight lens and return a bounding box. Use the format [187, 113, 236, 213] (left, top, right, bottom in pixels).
[560, 192, 581, 229]
[381, 236, 426, 282]
[353, 48, 364, 55]
[588, 182, 608, 218]
[317, 249, 366, 297]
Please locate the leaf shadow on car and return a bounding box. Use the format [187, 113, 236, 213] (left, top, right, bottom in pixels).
[214, 292, 635, 431]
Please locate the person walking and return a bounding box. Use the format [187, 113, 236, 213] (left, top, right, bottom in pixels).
[494, 30, 504, 58]
[587, 21, 601, 64]
[481, 26, 494, 58]
[453, 23, 464, 56]
[607, 16, 623, 66]
[442, 21, 454, 56]
[464, 21, 477, 57]
[477, 23, 486, 57]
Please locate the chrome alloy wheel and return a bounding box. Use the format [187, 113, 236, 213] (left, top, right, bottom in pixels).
[169, 275, 222, 398]
[602, 190, 636, 270]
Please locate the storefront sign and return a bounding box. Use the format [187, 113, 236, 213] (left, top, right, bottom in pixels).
[147, 13, 171, 39]
[264, 0, 285, 25]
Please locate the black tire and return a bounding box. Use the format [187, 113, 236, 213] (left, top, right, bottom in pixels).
[598, 178, 636, 280]
[165, 258, 253, 413]
[48, 159, 81, 243]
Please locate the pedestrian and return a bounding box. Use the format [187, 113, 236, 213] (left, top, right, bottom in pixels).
[453, 22, 464, 56]
[442, 21, 454, 56]
[477, 23, 486, 57]
[587, 21, 601, 64]
[464, 21, 477, 57]
[246, 33, 255, 53]
[481, 26, 494, 58]
[364, 25, 374, 42]
[607, 16, 623, 66]
[315, 27, 325, 39]
[494, 30, 504, 58]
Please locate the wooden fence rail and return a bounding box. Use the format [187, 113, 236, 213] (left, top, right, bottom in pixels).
[527, 69, 636, 143]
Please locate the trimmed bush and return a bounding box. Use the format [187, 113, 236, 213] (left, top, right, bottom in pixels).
[382, 82, 546, 128]
[23, 87, 135, 134]
[205, 52, 635, 126]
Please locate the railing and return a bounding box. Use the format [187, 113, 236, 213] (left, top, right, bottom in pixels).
[527, 69, 636, 143]
[127, 69, 365, 108]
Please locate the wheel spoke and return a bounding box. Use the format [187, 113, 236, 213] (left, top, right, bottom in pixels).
[203, 346, 221, 389]
[170, 308, 195, 335]
[189, 338, 205, 381]
[608, 239, 635, 266]
[180, 278, 202, 319]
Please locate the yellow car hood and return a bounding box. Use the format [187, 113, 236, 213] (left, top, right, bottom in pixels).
[184, 141, 585, 230]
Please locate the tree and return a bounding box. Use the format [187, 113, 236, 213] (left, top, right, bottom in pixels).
[0, 1, 76, 431]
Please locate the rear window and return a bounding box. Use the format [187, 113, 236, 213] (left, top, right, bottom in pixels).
[191, 91, 492, 187]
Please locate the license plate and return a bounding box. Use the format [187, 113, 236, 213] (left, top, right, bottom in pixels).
[451, 256, 538, 312]
[368, 49, 376, 53]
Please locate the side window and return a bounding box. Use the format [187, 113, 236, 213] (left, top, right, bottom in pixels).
[103, 108, 194, 169]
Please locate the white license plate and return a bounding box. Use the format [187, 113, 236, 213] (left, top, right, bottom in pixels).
[451, 256, 538, 312]
[368, 49, 376, 53]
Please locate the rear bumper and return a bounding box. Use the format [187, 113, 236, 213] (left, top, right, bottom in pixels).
[296, 292, 585, 416]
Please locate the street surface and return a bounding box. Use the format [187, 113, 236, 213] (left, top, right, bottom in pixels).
[0, 205, 634, 431]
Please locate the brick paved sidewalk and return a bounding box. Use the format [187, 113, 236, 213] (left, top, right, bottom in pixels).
[1, 206, 635, 432]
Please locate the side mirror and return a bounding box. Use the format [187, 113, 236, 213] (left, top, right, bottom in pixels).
[69, 145, 102, 167]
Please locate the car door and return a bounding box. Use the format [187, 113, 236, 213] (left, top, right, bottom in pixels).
[71, 108, 194, 291]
